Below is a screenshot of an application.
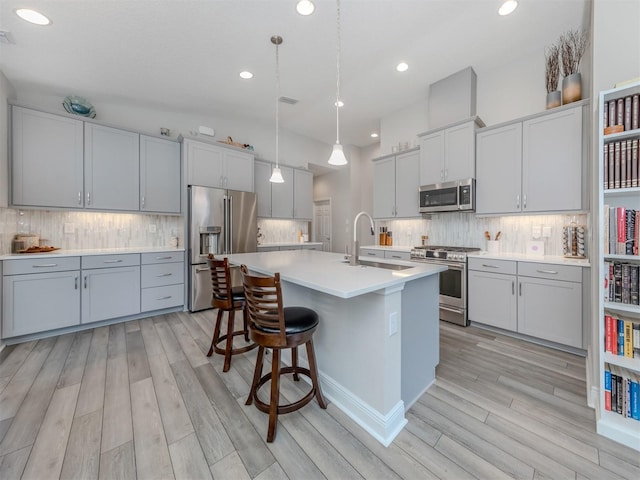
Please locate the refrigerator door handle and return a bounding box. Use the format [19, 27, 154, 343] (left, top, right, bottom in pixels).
[223, 195, 228, 254]
[229, 195, 233, 254]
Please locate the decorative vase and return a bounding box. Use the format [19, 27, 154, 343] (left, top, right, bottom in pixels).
[546, 91, 562, 109]
[562, 72, 582, 104]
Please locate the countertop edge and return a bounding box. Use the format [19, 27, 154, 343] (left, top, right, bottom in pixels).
[468, 252, 591, 267]
[1, 247, 185, 261]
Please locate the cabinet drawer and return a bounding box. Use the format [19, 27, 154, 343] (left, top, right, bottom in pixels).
[3, 256, 80, 275]
[360, 249, 383, 258]
[468, 257, 516, 275]
[141, 251, 184, 264]
[385, 251, 410, 261]
[141, 262, 184, 288]
[257, 246, 280, 252]
[82, 254, 140, 269]
[141, 284, 184, 312]
[517, 262, 582, 283]
[301, 244, 320, 250]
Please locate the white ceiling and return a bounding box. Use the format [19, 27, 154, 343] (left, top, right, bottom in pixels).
[0, 0, 589, 148]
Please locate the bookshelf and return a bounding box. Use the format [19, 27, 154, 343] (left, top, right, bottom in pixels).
[598, 81, 640, 451]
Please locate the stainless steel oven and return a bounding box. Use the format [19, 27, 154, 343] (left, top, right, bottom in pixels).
[410, 246, 480, 326]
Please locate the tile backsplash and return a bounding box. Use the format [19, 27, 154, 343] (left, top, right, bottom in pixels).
[257, 219, 310, 245]
[0, 208, 183, 254]
[374, 212, 590, 257]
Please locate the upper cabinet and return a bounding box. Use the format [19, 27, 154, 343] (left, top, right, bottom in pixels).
[183, 138, 254, 192]
[254, 161, 313, 220]
[11, 106, 182, 214]
[12, 106, 84, 208]
[140, 135, 181, 213]
[476, 102, 587, 215]
[84, 123, 140, 211]
[418, 117, 484, 186]
[373, 149, 421, 219]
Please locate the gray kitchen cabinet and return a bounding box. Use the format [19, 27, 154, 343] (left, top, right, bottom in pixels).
[140, 135, 181, 213]
[183, 138, 254, 192]
[468, 259, 518, 331]
[11, 106, 84, 208]
[360, 248, 383, 258]
[476, 103, 586, 215]
[293, 169, 313, 220]
[385, 250, 411, 261]
[372, 149, 420, 219]
[140, 251, 184, 312]
[81, 254, 141, 324]
[419, 118, 483, 186]
[84, 123, 140, 211]
[254, 160, 273, 217]
[2, 257, 81, 338]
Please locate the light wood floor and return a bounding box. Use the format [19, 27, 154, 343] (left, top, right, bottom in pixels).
[0, 311, 638, 479]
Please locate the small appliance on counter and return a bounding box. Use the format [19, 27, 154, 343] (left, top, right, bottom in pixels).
[563, 221, 586, 258]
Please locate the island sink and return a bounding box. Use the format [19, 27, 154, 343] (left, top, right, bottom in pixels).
[342, 259, 413, 271]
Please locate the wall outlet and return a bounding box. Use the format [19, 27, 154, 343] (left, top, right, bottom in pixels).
[542, 226, 551, 238]
[63, 223, 75, 234]
[531, 225, 542, 239]
[149, 224, 157, 233]
[389, 312, 398, 336]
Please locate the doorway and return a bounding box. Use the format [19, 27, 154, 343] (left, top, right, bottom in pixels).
[313, 199, 332, 252]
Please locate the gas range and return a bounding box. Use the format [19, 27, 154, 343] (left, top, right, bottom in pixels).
[410, 245, 481, 263]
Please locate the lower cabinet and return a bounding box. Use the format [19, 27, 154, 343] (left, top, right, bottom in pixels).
[141, 251, 184, 311]
[468, 258, 584, 349]
[360, 248, 411, 260]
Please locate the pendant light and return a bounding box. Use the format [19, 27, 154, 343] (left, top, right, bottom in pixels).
[328, 0, 348, 166]
[269, 35, 285, 183]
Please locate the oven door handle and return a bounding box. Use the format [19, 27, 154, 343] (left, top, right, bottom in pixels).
[421, 260, 463, 270]
[440, 305, 464, 314]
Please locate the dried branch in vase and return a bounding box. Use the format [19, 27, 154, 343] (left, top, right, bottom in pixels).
[560, 29, 588, 76]
[545, 43, 560, 93]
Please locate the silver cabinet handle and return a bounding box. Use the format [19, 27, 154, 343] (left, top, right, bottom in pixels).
[444, 168, 448, 179]
[87, 192, 91, 205]
[516, 194, 520, 209]
[536, 269, 558, 275]
[391, 255, 402, 259]
[481, 264, 499, 268]
[156, 256, 173, 260]
[32, 263, 58, 268]
[141, 196, 145, 209]
[519, 282, 522, 296]
[367, 252, 376, 256]
[523, 194, 527, 209]
[103, 259, 123, 264]
[156, 273, 172, 277]
[75, 276, 78, 290]
[157, 295, 172, 300]
[78, 191, 82, 205]
[195, 267, 209, 273]
[512, 281, 514, 295]
[84, 276, 88, 289]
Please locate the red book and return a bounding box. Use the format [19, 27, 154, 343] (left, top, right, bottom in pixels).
[635, 210, 640, 256]
[617, 207, 626, 245]
[605, 386, 612, 411]
[612, 317, 618, 355]
[605, 315, 614, 352]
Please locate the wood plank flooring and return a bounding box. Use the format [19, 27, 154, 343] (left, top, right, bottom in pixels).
[0, 312, 638, 479]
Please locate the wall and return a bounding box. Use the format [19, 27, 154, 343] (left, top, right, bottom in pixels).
[0, 70, 16, 208]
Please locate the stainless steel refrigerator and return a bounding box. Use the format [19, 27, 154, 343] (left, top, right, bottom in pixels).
[188, 185, 257, 312]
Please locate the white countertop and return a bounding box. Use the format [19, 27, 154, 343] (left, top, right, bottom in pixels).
[468, 251, 591, 267]
[258, 242, 323, 248]
[225, 250, 446, 299]
[0, 246, 185, 261]
[358, 245, 414, 253]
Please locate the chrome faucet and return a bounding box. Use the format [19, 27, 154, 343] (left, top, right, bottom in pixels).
[350, 211, 375, 266]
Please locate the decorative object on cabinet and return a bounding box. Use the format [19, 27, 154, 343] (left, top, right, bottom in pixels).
[269, 35, 285, 183]
[218, 135, 253, 151]
[544, 41, 561, 109]
[598, 80, 640, 452]
[559, 29, 588, 105]
[563, 219, 586, 258]
[328, 0, 347, 166]
[62, 95, 96, 118]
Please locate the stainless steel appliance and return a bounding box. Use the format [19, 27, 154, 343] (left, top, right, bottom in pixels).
[188, 185, 257, 312]
[410, 245, 480, 326]
[419, 178, 475, 213]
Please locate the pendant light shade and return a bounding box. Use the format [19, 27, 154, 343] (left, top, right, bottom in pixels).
[328, 0, 348, 166]
[270, 35, 285, 183]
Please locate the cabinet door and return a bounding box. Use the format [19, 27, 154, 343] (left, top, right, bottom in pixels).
[81, 266, 141, 323]
[185, 140, 224, 187]
[85, 124, 140, 211]
[468, 270, 517, 331]
[373, 157, 396, 218]
[394, 150, 420, 218]
[2, 271, 80, 337]
[419, 131, 444, 185]
[224, 149, 254, 192]
[254, 161, 272, 217]
[522, 106, 583, 212]
[476, 123, 523, 215]
[140, 135, 181, 213]
[294, 169, 313, 220]
[517, 276, 582, 348]
[12, 107, 84, 208]
[445, 121, 476, 180]
[271, 166, 294, 218]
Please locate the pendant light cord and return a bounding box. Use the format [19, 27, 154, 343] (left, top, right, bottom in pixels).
[335, 0, 341, 145]
[275, 41, 280, 168]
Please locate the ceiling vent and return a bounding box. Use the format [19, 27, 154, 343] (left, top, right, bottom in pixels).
[279, 96, 298, 105]
[0, 31, 14, 44]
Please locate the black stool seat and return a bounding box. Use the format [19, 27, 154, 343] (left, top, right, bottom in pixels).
[253, 306, 319, 334]
[214, 285, 245, 303]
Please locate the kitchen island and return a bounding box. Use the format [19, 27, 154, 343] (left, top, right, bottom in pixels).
[225, 249, 446, 446]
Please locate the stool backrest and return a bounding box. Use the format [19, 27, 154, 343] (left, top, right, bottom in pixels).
[240, 265, 287, 345]
[207, 254, 233, 310]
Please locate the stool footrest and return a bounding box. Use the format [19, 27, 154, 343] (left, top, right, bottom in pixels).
[210, 331, 257, 356]
[250, 367, 316, 415]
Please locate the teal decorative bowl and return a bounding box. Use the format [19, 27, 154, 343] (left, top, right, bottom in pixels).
[62, 96, 96, 118]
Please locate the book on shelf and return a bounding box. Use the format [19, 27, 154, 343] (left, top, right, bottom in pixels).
[604, 93, 640, 132]
[604, 261, 640, 305]
[604, 314, 640, 358]
[632, 139, 639, 188]
[604, 207, 638, 255]
[634, 94, 640, 130]
[622, 141, 628, 188]
[625, 96, 633, 131]
[615, 142, 621, 189]
[604, 363, 639, 421]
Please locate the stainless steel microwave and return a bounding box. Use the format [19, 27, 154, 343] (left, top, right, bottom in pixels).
[419, 178, 475, 213]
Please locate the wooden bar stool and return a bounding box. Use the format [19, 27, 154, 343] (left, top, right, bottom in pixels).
[207, 254, 256, 372]
[240, 264, 327, 442]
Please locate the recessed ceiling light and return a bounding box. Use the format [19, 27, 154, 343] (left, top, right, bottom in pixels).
[239, 71, 253, 79]
[396, 62, 409, 72]
[498, 1, 518, 16]
[15, 8, 51, 25]
[370, 133, 379, 138]
[296, 0, 315, 16]
[334, 100, 344, 107]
